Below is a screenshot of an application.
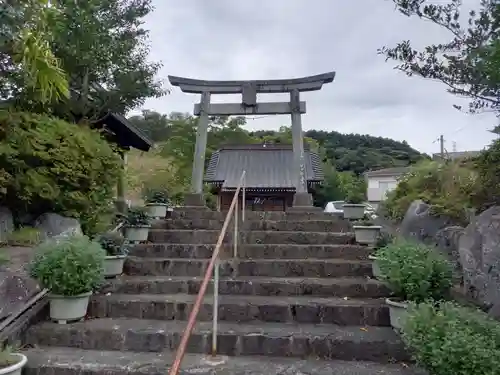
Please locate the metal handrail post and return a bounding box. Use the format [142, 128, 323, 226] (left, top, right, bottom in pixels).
[211, 258, 219, 356]
[168, 170, 246, 375]
[242, 173, 246, 223]
[233, 198, 238, 258]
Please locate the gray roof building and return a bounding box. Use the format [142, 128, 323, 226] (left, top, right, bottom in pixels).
[204, 144, 324, 191]
[364, 167, 410, 178]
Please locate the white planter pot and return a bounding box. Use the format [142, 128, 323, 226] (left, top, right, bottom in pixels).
[386, 298, 409, 330]
[48, 292, 92, 324]
[343, 204, 365, 219]
[124, 225, 150, 243]
[368, 255, 382, 279]
[353, 225, 382, 245]
[0, 353, 27, 375]
[104, 255, 127, 278]
[146, 203, 168, 219]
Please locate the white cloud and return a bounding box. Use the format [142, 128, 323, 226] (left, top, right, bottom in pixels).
[141, 0, 497, 154]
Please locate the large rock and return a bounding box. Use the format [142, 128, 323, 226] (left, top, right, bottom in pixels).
[458, 206, 500, 313]
[400, 200, 454, 242]
[33, 213, 82, 241]
[434, 226, 464, 276]
[0, 206, 14, 243]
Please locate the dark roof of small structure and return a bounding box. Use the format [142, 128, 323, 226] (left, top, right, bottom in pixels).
[364, 166, 410, 178]
[204, 144, 324, 190]
[93, 112, 153, 151]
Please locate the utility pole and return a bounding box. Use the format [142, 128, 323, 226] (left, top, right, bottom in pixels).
[439, 135, 445, 159]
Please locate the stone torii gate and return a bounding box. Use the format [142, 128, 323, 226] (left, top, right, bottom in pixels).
[168, 72, 336, 210]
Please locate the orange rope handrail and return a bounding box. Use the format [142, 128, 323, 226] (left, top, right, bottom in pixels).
[168, 170, 246, 375]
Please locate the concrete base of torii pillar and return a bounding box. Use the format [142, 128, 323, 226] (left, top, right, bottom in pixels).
[183, 193, 209, 210]
[288, 192, 322, 212]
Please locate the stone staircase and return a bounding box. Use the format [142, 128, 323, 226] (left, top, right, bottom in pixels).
[22, 210, 421, 375]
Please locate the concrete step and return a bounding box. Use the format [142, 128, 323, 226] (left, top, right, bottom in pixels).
[27, 318, 409, 363]
[156, 219, 351, 232]
[148, 230, 354, 245]
[172, 210, 341, 221]
[101, 275, 389, 298]
[129, 243, 373, 260]
[124, 257, 372, 278]
[89, 293, 389, 326]
[22, 347, 423, 375]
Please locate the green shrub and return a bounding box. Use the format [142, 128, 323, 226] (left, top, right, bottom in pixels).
[0, 251, 8, 266]
[0, 346, 18, 367]
[143, 188, 170, 205]
[403, 301, 500, 375]
[3, 227, 41, 246]
[472, 138, 500, 211]
[0, 111, 122, 236]
[97, 231, 127, 256]
[374, 231, 394, 250]
[125, 206, 151, 226]
[345, 190, 364, 204]
[383, 160, 476, 223]
[375, 240, 453, 303]
[29, 235, 105, 296]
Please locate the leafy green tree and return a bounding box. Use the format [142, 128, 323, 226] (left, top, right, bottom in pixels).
[380, 0, 500, 113]
[18, 0, 166, 118]
[0, 0, 69, 104]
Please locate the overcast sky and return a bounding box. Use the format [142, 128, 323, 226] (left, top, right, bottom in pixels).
[139, 0, 498, 154]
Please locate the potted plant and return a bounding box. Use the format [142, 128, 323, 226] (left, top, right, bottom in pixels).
[124, 206, 151, 243]
[97, 231, 128, 278]
[342, 191, 366, 219]
[376, 240, 453, 330]
[352, 215, 382, 245]
[0, 346, 27, 375]
[29, 235, 105, 324]
[144, 189, 170, 219]
[368, 232, 394, 279]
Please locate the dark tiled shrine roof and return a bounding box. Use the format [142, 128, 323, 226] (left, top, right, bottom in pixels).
[204, 144, 324, 190]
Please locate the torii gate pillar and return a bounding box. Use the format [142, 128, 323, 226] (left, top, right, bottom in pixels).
[168, 72, 336, 210]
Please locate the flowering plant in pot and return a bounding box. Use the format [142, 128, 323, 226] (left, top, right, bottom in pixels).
[29, 235, 105, 324]
[342, 191, 365, 219]
[352, 215, 382, 245]
[375, 240, 453, 330]
[97, 231, 128, 278]
[0, 346, 27, 375]
[143, 189, 171, 219]
[368, 232, 394, 279]
[124, 206, 151, 243]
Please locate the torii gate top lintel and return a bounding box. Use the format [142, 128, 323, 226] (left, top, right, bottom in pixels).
[167, 71, 336, 94]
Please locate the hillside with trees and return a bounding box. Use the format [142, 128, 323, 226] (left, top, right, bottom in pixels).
[127, 110, 426, 205]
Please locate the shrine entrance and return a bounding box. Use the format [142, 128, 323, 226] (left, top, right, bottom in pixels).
[168, 72, 336, 210]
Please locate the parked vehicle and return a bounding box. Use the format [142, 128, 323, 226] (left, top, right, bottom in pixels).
[324, 201, 377, 218]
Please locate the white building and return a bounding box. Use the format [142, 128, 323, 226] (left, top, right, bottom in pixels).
[364, 167, 410, 209]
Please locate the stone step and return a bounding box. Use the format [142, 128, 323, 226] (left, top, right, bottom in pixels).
[22, 347, 422, 375]
[129, 243, 373, 260]
[27, 318, 409, 363]
[89, 293, 389, 326]
[101, 276, 388, 298]
[155, 219, 351, 232]
[148, 230, 354, 245]
[172, 210, 341, 221]
[124, 257, 372, 278]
